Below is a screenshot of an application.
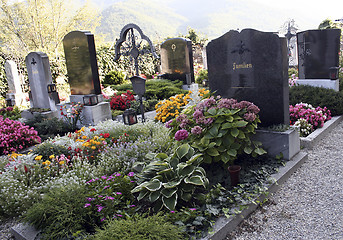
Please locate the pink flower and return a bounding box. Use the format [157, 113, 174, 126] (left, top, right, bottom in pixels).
[84, 203, 91, 208]
[175, 129, 189, 141]
[191, 126, 203, 135]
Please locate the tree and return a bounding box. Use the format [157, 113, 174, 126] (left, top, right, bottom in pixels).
[318, 18, 338, 29]
[0, 0, 101, 59]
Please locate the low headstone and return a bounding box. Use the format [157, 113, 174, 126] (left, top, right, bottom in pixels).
[63, 30, 101, 95]
[206, 28, 289, 127]
[61, 30, 111, 126]
[160, 38, 195, 84]
[5, 60, 25, 106]
[25, 52, 59, 110]
[296, 29, 341, 91]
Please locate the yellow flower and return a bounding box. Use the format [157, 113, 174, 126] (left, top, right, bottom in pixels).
[59, 161, 65, 165]
[35, 155, 42, 161]
[82, 135, 87, 139]
[49, 155, 55, 159]
[91, 146, 96, 150]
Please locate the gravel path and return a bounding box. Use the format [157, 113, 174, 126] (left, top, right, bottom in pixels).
[227, 121, 343, 240]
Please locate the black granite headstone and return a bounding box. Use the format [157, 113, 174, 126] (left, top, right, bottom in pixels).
[63, 31, 101, 95]
[297, 29, 341, 79]
[206, 29, 289, 127]
[160, 38, 195, 84]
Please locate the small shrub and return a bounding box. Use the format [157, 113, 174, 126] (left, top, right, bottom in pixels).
[289, 85, 343, 116]
[25, 115, 73, 141]
[103, 71, 126, 86]
[195, 69, 208, 85]
[91, 214, 185, 240]
[24, 184, 93, 240]
[0, 106, 21, 120]
[0, 116, 41, 155]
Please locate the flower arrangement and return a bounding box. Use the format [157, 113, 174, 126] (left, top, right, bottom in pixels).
[0, 116, 41, 155]
[155, 89, 210, 123]
[60, 102, 84, 130]
[167, 96, 266, 165]
[289, 73, 298, 87]
[290, 103, 331, 136]
[109, 90, 135, 111]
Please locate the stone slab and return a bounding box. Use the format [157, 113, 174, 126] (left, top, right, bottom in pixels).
[253, 128, 300, 160]
[300, 115, 343, 149]
[21, 110, 59, 120]
[11, 223, 40, 240]
[296, 79, 339, 91]
[82, 102, 112, 126]
[201, 151, 308, 240]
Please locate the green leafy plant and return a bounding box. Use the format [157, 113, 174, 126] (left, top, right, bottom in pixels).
[132, 144, 209, 211]
[289, 85, 343, 116]
[23, 184, 93, 240]
[0, 106, 21, 120]
[195, 69, 208, 85]
[91, 213, 185, 240]
[103, 70, 126, 86]
[167, 96, 266, 165]
[32, 142, 69, 160]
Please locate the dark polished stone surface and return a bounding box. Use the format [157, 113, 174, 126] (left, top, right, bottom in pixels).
[206, 29, 289, 127]
[63, 31, 101, 95]
[160, 38, 195, 84]
[297, 29, 341, 79]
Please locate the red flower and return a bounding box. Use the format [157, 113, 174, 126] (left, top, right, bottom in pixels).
[90, 128, 96, 132]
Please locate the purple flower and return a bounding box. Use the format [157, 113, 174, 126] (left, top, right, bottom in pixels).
[176, 114, 188, 123]
[101, 175, 107, 179]
[174, 129, 189, 141]
[193, 109, 203, 119]
[101, 217, 106, 222]
[217, 98, 237, 109]
[87, 197, 95, 202]
[116, 192, 122, 195]
[129, 204, 136, 207]
[127, 172, 135, 177]
[96, 205, 104, 212]
[204, 117, 214, 125]
[115, 173, 121, 177]
[247, 104, 260, 114]
[84, 203, 91, 208]
[244, 113, 256, 122]
[103, 185, 110, 190]
[105, 196, 115, 200]
[189, 208, 197, 211]
[165, 119, 173, 128]
[191, 126, 203, 135]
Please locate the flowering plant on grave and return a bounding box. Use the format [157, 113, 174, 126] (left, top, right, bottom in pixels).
[109, 90, 135, 111]
[289, 103, 332, 136]
[60, 102, 84, 131]
[0, 106, 21, 120]
[166, 95, 266, 165]
[0, 116, 41, 155]
[83, 172, 136, 225]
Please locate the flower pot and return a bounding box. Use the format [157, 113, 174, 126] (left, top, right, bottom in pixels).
[228, 165, 241, 187]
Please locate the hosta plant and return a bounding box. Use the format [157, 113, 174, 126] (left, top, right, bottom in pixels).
[132, 144, 209, 211]
[166, 96, 266, 165]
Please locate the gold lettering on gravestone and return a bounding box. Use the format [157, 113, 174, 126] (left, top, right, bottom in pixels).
[232, 62, 253, 70]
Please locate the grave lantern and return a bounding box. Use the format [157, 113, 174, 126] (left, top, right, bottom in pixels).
[130, 76, 146, 122]
[329, 67, 339, 80]
[83, 94, 98, 106]
[47, 83, 57, 93]
[123, 108, 138, 125]
[6, 98, 15, 107]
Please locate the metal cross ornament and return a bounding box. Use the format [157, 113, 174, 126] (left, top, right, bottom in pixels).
[114, 23, 158, 76]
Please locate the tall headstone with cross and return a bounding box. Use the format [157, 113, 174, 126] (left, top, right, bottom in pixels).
[296, 29, 341, 91]
[206, 28, 289, 127]
[62, 30, 111, 126]
[160, 38, 195, 85]
[25, 52, 59, 110]
[5, 60, 26, 106]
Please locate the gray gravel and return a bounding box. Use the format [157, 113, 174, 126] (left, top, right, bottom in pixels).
[227, 121, 343, 240]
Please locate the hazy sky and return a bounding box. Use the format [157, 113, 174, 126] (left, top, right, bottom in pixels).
[251, 0, 343, 31]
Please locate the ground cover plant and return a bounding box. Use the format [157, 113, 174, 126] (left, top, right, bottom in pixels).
[0, 91, 288, 239]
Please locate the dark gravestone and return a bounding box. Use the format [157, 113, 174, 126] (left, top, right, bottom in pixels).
[207, 29, 289, 127]
[297, 29, 341, 79]
[160, 38, 195, 84]
[63, 31, 101, 95]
